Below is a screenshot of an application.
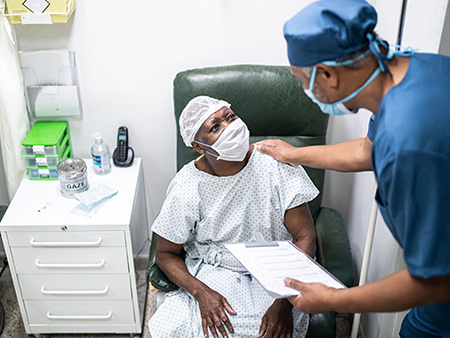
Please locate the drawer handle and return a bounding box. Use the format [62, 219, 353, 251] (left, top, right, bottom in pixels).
[47, 311, 113, 320]
[41, 286, 109, 295]
[30, 238, 102, 247]
[35, 259, 105, 269]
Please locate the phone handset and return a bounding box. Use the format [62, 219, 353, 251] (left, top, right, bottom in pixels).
[113, 126, 134, 167]
[117, 126, 129, 162]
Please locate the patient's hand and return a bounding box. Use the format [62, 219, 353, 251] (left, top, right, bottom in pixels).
[258, 299, 293, 338]
[195, 285, 237, 338]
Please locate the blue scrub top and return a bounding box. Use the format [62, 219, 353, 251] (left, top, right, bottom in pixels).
[368, 53, 450, 335]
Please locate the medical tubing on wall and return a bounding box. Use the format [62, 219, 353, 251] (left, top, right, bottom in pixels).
[350, 183, 379, 338]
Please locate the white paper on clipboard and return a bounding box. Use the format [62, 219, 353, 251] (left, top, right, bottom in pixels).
[225, 241, 346, 299]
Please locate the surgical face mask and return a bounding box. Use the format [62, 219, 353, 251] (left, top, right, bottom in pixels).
[303, 36, 415, 116]
[304, 65, 381, 116]
[195, 118, 250, 162]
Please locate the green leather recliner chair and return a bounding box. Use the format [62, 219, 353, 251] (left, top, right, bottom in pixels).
[148, 65, 354, 337]
[0, 206, 5, 223]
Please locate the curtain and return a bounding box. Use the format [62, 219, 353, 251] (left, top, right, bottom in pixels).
[0, 0, 29, 200]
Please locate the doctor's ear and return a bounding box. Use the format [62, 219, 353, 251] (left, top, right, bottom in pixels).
[191, 141, 205, 155]
[316, 64, 339, 89]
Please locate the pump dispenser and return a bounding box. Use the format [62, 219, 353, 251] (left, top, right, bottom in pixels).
[91, 133, 111, 175]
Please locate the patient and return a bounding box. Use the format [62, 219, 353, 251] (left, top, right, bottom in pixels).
[149, 96, 319, 338]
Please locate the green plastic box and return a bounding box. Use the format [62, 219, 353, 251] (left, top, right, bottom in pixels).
[22, 121, 73, 180]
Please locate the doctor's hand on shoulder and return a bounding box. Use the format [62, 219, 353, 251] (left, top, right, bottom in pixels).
[255, 140, 299, 167]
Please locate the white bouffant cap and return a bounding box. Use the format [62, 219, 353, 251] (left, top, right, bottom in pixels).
[179, 96, 231, 147]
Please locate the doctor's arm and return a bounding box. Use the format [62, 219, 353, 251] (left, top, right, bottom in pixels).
[285, 269, 450, 314]
[256, 136, 372, 172]
[155, 237, 236, 338]
[258, 203, 316, 338]
[288, 151, 450, 314]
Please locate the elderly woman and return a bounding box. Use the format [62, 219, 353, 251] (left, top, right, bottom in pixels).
[149, 96, 319, 338]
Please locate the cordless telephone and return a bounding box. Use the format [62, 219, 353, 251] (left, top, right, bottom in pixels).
[113, 126, 134, 167]
[116, 126, 129, 162]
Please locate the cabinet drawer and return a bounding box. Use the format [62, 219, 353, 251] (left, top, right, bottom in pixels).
[19, 274, 132, 300]
[7, 231, 125, 247]
[11, 247, 129, 274]
[25, 300, 135, 325]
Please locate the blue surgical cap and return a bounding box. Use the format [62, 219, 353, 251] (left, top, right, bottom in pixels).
[284, 0, 378, 67]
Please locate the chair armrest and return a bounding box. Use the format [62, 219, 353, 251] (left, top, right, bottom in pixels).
[148, 232, 178, 292]
[306, 311, 336, 338]
[314, 207, 355, 288]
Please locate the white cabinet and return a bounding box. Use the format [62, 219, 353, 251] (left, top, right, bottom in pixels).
[0, 159, 147, 336]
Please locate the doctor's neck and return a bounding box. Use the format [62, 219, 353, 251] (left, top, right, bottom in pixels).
[351, 56, 410, 113]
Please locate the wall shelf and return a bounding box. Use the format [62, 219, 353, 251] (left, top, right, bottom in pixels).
[1, 0, 75, 25]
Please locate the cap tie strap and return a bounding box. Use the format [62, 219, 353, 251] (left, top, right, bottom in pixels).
[366, 33, 415, 76]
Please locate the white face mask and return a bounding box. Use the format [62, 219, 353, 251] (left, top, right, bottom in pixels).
[196, 118, 250, 162]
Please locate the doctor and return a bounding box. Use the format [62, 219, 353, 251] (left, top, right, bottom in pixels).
[257, 0, 450, 337]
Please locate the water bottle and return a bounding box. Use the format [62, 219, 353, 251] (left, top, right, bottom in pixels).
[91, 133, 111, 175]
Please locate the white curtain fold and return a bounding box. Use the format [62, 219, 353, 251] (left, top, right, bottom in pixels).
[0, 1, 30, 200]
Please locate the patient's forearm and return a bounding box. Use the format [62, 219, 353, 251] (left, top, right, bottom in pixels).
[285, 204, 316, 258]
[294, 237, 316, 258]
[156, 250, 209, 298]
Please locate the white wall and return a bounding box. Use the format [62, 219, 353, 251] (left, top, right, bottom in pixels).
[13, 0, 315, 221]
[439, 1, 450, 56]
[403, 0, 449, 54]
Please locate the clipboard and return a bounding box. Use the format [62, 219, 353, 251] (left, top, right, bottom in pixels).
[225, 233, 346, 299]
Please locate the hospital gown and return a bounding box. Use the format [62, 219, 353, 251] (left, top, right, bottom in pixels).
[149, 149, 319, 338]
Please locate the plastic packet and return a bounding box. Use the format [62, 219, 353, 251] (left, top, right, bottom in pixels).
[71, 184, 118, 217]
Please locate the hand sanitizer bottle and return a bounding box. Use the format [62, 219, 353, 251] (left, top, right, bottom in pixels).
[91, 133, 111, 175]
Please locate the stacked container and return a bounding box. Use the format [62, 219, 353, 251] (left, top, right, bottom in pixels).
[22, 121, 72, 180]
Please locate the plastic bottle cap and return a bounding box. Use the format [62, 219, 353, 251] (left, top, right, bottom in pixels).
[92, 133, 103, 144]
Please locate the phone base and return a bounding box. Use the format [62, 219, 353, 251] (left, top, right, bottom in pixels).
[113, 147, 134, 167]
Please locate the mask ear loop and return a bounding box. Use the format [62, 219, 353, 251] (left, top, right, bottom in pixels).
[308, 66, 318, 95]
[308, 46, 373, 101]
[192, 140, 220, 159]
[310, 48, 372, 96]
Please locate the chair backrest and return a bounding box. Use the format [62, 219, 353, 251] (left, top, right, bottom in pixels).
[0, 206, 7, 223]
[173, 65, 328, 219]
